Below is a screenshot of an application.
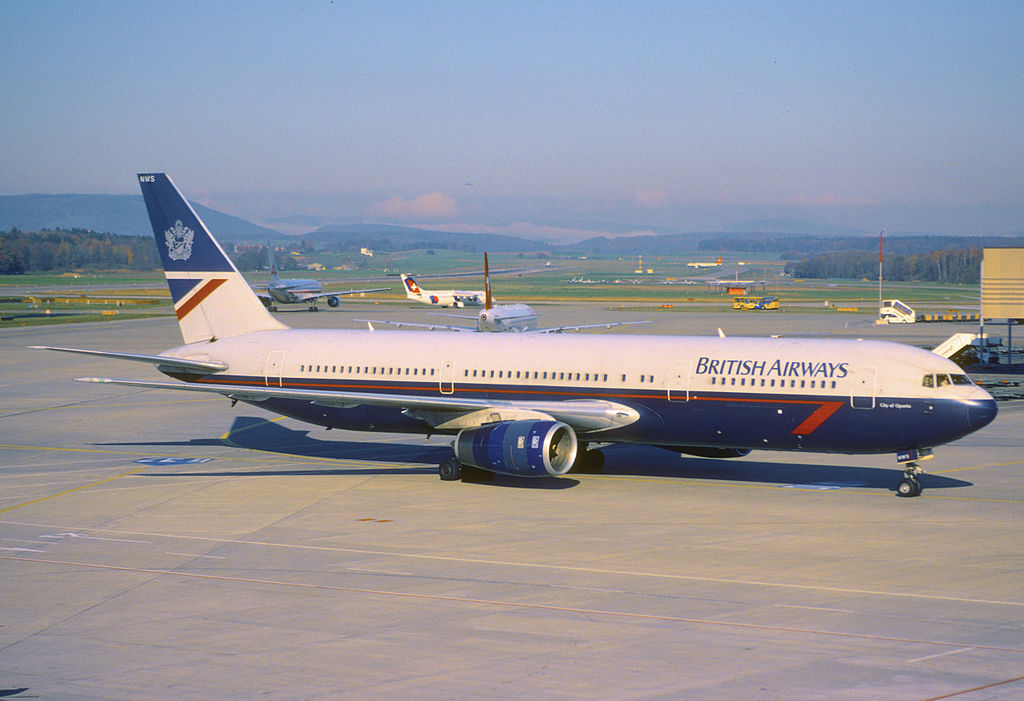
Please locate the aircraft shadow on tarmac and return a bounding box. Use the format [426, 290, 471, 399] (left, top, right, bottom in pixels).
[103, 416, 971, 493]
[600, 444, 973, 493]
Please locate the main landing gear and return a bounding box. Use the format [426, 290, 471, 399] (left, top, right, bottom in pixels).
[572, 444, 605, 473]
[437, 457, 492, 482]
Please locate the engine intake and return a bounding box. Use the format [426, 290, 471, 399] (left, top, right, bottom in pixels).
[454, 420, 578, 477]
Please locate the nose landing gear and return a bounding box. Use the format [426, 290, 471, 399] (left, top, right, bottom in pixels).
[895, 448, 933, 497]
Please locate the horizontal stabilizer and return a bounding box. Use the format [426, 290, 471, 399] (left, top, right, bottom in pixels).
[32, 346, 227, 373]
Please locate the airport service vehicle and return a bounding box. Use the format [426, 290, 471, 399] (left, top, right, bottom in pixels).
[732, 295, 781, 311]
[401, 274, 484, 308]
[255, 246, 388, 311]
[36, 174, 999, 497]
[877, 299, 916, 324]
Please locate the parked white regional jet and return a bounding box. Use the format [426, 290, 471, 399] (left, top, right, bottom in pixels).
[401, 273, 484, 307]
[257, 246, 388, 311]
[35, 174, 998, 497]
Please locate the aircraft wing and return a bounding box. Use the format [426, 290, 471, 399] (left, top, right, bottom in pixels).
[255, 291, 273, 303]
[352, 318, 474, 332]
[75, 377, 639, 433]
[31, 346, 228, 374]
[293, 287, 390, 303]
[532, 320, 650, 334]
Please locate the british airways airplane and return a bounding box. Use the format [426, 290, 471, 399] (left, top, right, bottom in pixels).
[35, 174, 998, 497]
[256, 246, 389, 311]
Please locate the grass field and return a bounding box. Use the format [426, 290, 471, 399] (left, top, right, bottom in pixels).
[0, 251, 983, 328]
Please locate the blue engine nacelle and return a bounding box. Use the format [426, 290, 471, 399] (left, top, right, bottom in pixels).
[454, 420, 578, 477]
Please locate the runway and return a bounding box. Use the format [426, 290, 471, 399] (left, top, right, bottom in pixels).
[2, 309, 1022, 699]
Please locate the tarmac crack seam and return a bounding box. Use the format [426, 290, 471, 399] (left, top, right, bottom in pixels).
[0, 468, 145, 515]
[3, 554, 1024, 657]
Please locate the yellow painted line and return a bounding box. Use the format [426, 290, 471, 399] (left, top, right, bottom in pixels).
[577, 473, 1024, 503]
[3, 554, 1024, 655]
[0, 468, 145, 514]
[0, 443, 168, 457]
[0, 440, 427, 470]
[219, 416, 286, 442]
[933, 460, 1024, 475]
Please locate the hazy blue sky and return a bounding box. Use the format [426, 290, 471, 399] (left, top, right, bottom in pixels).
[2, 1, 1022, 238]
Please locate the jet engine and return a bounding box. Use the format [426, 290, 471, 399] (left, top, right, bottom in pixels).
[327, 296, 340, 307]
[454, 420, 578, 477]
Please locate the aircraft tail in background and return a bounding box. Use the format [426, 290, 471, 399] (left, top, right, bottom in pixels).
[138, 173, 286, 345]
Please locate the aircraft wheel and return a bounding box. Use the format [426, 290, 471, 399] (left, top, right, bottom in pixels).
[896, 477, 921, 498]
[439, 457, 462, 481]
[269, 305, 278, 312]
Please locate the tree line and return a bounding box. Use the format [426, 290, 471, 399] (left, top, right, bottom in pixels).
[784, 247, 983, 283]
[0, 228, 162, 274]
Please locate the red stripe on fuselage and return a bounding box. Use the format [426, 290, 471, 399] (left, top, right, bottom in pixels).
[191, 376, 847, 435]
[791, 401, 844, 435]
[175, 278, 226, 320]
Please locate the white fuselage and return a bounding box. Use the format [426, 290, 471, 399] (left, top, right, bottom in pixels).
[162, 328, 995, 453]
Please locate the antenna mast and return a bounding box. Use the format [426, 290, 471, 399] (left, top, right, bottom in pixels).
[877, 229, 883, 320]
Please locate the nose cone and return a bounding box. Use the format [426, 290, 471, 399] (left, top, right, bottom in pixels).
[967, 398, 998, 429]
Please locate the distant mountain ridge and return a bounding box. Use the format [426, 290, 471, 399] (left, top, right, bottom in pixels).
[2, 194, 1020, 260]
[308, 223, 542, 253]
[0, 194, 281, 240]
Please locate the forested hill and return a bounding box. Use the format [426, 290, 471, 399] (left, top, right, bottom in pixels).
[0, 229, 160, 273]
[0, 194, 281, 241]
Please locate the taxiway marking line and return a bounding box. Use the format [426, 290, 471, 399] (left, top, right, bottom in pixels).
[932, 460, 1024, 475]
[2, 518, 1021, 609]
[0, 441, 428, 470]
[920, 674, 1024, 701]
[3, 554, 1023, 656]
[906, 647, 974, 664]
[0, 469, 144, 515]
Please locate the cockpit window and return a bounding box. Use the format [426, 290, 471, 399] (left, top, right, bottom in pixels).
[936, 374, 951, 387]
[950, 374, 973, 385]
[922, 375, 934, 388]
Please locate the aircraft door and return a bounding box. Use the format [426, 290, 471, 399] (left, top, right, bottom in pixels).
[264, 350, 284, 387]
[439, 360, 455, 395]
[850, 365, 876, 409]
[665, 359, 690, 402]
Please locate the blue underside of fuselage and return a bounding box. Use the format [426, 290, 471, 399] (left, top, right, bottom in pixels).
[192, 374, 992, 455]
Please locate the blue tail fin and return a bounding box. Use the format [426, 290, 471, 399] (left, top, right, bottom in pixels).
[138, 173, 286, 344]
